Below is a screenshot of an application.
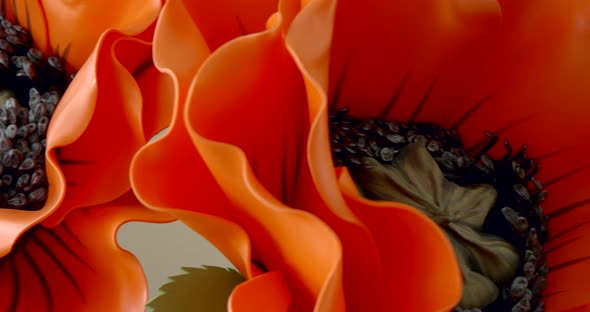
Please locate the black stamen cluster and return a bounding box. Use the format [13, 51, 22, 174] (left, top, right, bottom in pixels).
[329, 109, 548, 312]
[0, 15, 71, 211]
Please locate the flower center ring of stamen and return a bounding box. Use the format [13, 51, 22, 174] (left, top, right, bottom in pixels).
[0, 14, 71, 211]
[329, 109, 548, 311]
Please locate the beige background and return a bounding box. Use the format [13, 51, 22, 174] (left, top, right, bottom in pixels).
[117, 220, 233, 311]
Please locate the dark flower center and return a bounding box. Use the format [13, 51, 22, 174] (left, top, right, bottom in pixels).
[0, 15, 71, 211]
[329, 109, 548, 311]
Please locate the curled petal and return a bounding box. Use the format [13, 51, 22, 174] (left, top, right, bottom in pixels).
[183, 20, 345, 309]
[1, 30, 154, 254]
[8, 0, 162, 69]
[338, 168, 462, 311]
[42, 31, 153, 227]
[0, 191, 172, 312]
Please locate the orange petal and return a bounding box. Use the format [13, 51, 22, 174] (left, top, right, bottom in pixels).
[131, 0, 238, 221]
[43, 31, 151, 227]
[135, 64, 175, 140]
[183, 23, 344, 309]
[0, 191, 172, 312]
[338, 168, 462, 311]
[228, 271, 293, 312]
[9, 0, 162, 69]
[179, 0, 277, 51]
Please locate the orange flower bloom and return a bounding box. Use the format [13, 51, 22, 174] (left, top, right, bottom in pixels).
[132, 0, 590, 311]
[0, 1, 174, 311]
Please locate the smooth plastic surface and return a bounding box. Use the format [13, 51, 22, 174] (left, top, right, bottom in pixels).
[131, 0, 590, 311]
[0, 2, 178, 310]
[0, 191, 172, 312]
[4, 0, 162, 69]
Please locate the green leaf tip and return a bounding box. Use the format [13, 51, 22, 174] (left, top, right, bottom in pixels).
[147, 266, 245, 312]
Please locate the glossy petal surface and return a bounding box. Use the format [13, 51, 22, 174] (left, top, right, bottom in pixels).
[1, 29, 158, 254]
[286, 0, 590, 310]
[0, 191, 172, 312]
[7, 0, 162, 69]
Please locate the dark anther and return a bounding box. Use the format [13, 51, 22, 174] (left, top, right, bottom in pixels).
[31, 168, 44, 185]
[501, 140, 513, 161]
[27, 48, 43, 63]
[2, 148, 23, 168]
[512, 290, 532, 312]
[0, 136, 11, 152]
[18, 157, 34, 171]
[47, 56, 62, 71]
[535, 190, 547, 204]
[513, 145, 527, 161]
[37, 115, 48, 135]
[4, 124, 16, 139]
[509, 277, 528, 301]
[0, 14, 70, 211]
[16, 173, 29, 188]
[513, 184, 530, 201]
[0, 38, 13, 53]
[2, 174, 12, 186]
[475, 131, 498, 157]
[427, 140, 442, 152]
[28, 187, 47, 202]
[512, 161, 526, 179]
[525, 163, 540, 181]
[7, 193, 26, 207]
[379, 147, 395, 162]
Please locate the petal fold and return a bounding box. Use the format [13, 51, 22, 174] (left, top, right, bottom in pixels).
[9, 0, 162, 69]
[43, 31, 150, 226]
[0, 191, 171, 312]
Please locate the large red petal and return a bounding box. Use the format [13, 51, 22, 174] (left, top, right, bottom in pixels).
[0, 191, 172, 312]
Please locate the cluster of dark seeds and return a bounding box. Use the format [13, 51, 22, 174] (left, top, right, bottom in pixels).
[0, 15, 71, 210]
[329, 109, 549, 312]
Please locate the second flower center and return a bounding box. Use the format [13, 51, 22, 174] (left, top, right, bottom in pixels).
[0, 15, 71, 211]
[329, 109, 548, 311]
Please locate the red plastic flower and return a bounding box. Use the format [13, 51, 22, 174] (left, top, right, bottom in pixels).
[132, 0, 590, 311]
[0, 1, 174, 311]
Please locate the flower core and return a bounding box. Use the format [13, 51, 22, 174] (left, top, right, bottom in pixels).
[329, 110, 548, 311]
[0, 14, 70, 211]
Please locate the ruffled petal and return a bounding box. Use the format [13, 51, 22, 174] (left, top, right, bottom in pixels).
[136, 64, 175, 140]
[8, 0, 162, 69]
[1, 30, 153, 253]
[338, 168, 462, 311]
[183, 22, 344, 310]
[0, 191, 172, 312]
[228, 271, 293, 312]
[41, 31, 154, 227]
[131, 0, 236, 220]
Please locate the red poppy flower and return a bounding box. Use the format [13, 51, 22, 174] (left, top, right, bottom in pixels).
[132, 0, 590, 311]
[0, 1, 174, 311]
